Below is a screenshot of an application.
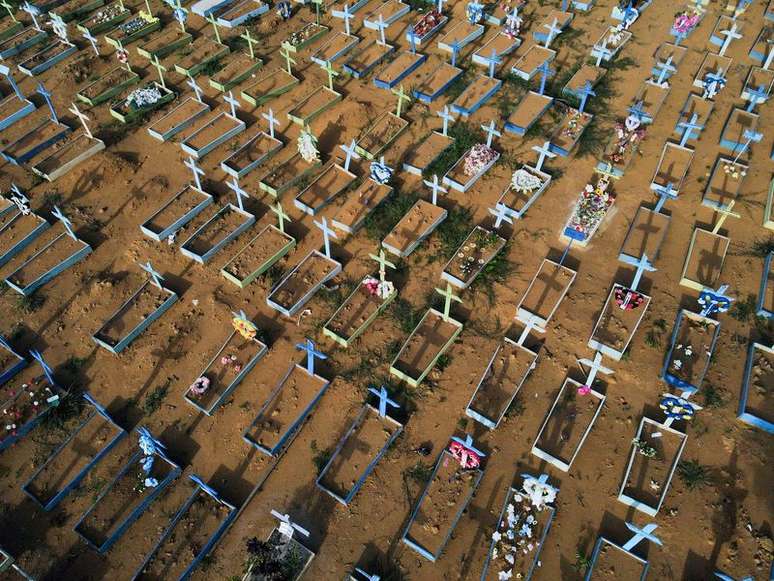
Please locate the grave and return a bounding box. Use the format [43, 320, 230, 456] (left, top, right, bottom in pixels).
[0, 27, 48, 59]
[258, 151, 322, 197]
[741, 67, 773, 102]
[443, 121, 500, 192]
[413, 62, 463, 103]
[437, 20, 484, 52]
[651, 142, 693, 193]
[52, 0, 106, 21]
[147, 95, 210, 142]
[76, 1, 129, 34]
[285, 22, 329, 52]
[618, 206, 670, 266]
[243, 513, 315, 580]
[362, 0, 409, 29]
[532, 10, 572, 44]
[451, 75, 502, 118]
[76, 65, 139, 106]
[0, 547, 33, 580]
[0, 334, 26, 385]
[92, 262, 178, 354]
[373, 50, 426, 89]
[343, 39, 394, 78]
[708, 15, 742, 52]
[401, 114, 453, 175]
[180, 198, 255, 264]
[104, 12, 160, 48]
[266, 247, 342, 317]
[505, 90, 553, 136]
[1, 114, 71, 166]
[749, 26, 772, 65]
[241, 68, 299, 107]
[181, 105, 246, 159]
[674, 93, 713, 142]
[0, 201, 50, 268]
[517, 258, 575, 330]
[355, 110, 408, 160]
[563, 64, 605, 101]
[221, 110, 283, 178]
[561, 174, 615, 247]
[310, 30, 359, 65]
[597, 111, 646, 178]
[295, 161, 356, 216]
[497, 159, 552, 218]
[136, 27, 191, 59]
[287, 86, 342, 126]
[719, 109, 760, 154]
[765, 178, 774, 231]
[758, 252, 774, 318]
[632, 81, 668, 124]
[18, 39, 77, 76]
[406, 8, 447, 47]
[382, 198, 447, 258]
[738, 342, 773, 433]
[472, 32, 519, 67]
[173, 36, 229, 76]
[31, 132, 106, 181]
[209, 52, 263, 91]
[592, 26, 632, 63]
[441, 225, 505, 289]
[585, 522, 662, 579]
[680, 227, 730, 292]
[661, 309, 721, 392]
[511, 45, 555, 81]
[109, 81, 175, 123]
[692, 53, 731, 99]
[549, 105, 592, 157]
[0, 77, 36, 131]
[215, 0, 268, 26]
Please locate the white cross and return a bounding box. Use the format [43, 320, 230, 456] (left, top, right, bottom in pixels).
[481, 120, 500, 148]
[262, 108, 279, 139]
[314, 216, 337, 258]
[732, 129, 763, 164]
[21, 1, 41, 31]
[139, 260, 164, 288]
[226, 176, 249, 211]
[593, 37, 612, 67]
[82, 29, 99, 55]
[437, 0, 446, 13]
[52, 206, 76, 239]
[376, 13, 387, 45]
[516, 314, 542, 346]
[577, 351, 613, 388]
[37, 82, 58, 123]
[532, 141, 555, 172]
[438, 105, 454, 136]
[488, 202, 512, 229]
[621, 522, 663, 552]
[185, 156, 205, 190]
[543, 17, 561, 48]
[423, 174, 446, 205]
[50, 13, 72, 45]
[332, 3, 354, 36]
[718, 22, 741, 57]
[186, 75, 203, 103]
[69, 102, 93, 139]
[10, 184, 30, 215]
[339, 139, 360, 172]
[223, 91, 240, 119]
[270, 510, 310, 540]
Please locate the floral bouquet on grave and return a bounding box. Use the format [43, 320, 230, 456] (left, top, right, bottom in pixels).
[288, 23, 319, 47]
[607, 114, 645, 165]
[672, 8, 700, 34]
[614, 286, 645, 310]
[413, 9, 443, 37]
[463, 144, 497, 177]
[362, 276, 394, 300]
[297, 127, 320, 163]
[489, 477, 556, 581]
[1, 378, 57, 441]
[566, 177, 615, 236]
[606, 24, 627, 47]
[93, 4, 125, 24]
[233, 314, 259, 340]
[448, 440, 481, 469]
[701, 72, 726, 100]
[510, 168, 544, 192]
[370, 159, 393, 184]
[124, 85, 162, 110]
[466, 0, 484, 23]
[188, 376, 211, 397]
[136, 429, 163, 492]
[659, 395, 696, 421]
[560, 108, 590, 141]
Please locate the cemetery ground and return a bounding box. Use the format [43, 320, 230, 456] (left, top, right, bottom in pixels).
[0, 0, 772, 579]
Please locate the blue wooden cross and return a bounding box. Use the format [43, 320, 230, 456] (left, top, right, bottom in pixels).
[536, 60, 552, 95]
[577, 80, 595, 114]
[482, 120, 500, 148]
[489, 202, 513, 229]
[224, 91, 240, 119]
[52, 206, 77, 239]
[653, 56, 676, 85]
[543, 17, 561, 48]
[438, 105, 454, 137]
[189, 474, 220, 499]
[186, 74, 203, 103]
[424, 174, 445, 205]
[184, 156, 205, 190]
[450, 434, 485, 459]
[333, 3, 354, 36]
[21, 1, 41, 31]
[532, 140, 555, 172]
[592, 40, 613, 68]
[0, 64, 23, 101]
[559, 238, 573, 265]
[653, 182, 678, 212]
[408, 29, 417, 53]
[262, 108, 279, 139]
[484, 48, 500, 78]
[621, 522, 663, 552]
[314, 216, 337, 258]
[677, 113, 703, 147]
[368, 385, 399, 417]
[744, 85, 768, 113]
[698, 284, 734, 318]
[627, 100, 646, 122]
[622, 1, 638, 25]
[732, 129, 763, 163]
[82, 29, 100, 55]
[139, 260, 164, 288]
[628, 253, 655, 291]
[674, 28, 687, 46]
[339, 139, 360, 172]
[226, 176, 249, 211]
[703, 69, 726, 98]
[30, 350, 56, 386]
[437, 0, 447, 13]
[561, 0, 569, 11]
[270, 509, 310, 539]
[296, 338, 327, 376]
[450, 41, 460, 67]
[36, 82, 57, 123]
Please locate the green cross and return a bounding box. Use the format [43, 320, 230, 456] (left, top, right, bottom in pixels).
[369, 248, 396, 284]
[208, 13, 221, 44]
[151, 54, 166, 88]
[435, 282, 462, 321]
[271, 200, 291, 233]
[321, 60, 339, 90]
[1, 0, 18, 21]
[312, 0, 323, 24]
[280, 41, 296, 75]
[392, 84, 411, 118]
[241, 28, 257, 59]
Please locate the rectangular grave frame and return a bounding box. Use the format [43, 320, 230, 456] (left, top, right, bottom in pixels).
[531, 377, 605, 472]
[220, 131, 283, 179]
[650, 142, 693, 194]
[618, 206, 670, 264]
[617, 416, 687, 517]
[362, 0, 409, 29]
[215, 0, 269, 27]
[741, 66, 774, 102]
[381, 200, 447, 258]
[0, 547, 33, 580]
[437, 20, 484, 52]
[132, 477, 237, 580]
[661, 309, 721, 392]
[584, 536, 649, 581]
[241, 68, 299, 107]
[92, 280, 178, 354]
[0, 117, 71, 166]
[0, 211, 51, 268]
[284, 22, 329, 52]
[592, 26, 631, 63]
[310, 31, 359, 66]
[52, 0, 106, 22]
[31, 134, 106, 182]
[389, 307, 463, 387]
[316, 403, 403, 504]
[266, 249, 342, 316]
[471, 33, 520, 67]
[401, 130, 451, 175]
[738, 342, 774, 433]
[258, 153, 322, 197]
[765, 178, 774, 231]
[465, 337, 538, 430]
[181, 112, 246, 159]
[0, 20, 23, 44]
[183, 331, 267, 415]
[504, 91, 553, 136]
[76, 66, 140, 106]
[173, 38, 230, 77]
[588, 283, 651, 361]
[136, 28, 192, 60]
[719, 107, 759, 153]
[180, 203, 255, 264]
[294, 162, 356, 216]
[322, 274, 398, 347]
[342, 39, 395, 79]
[691, 52, 732, 94]
[140, 184, 213, 242]
[209, 54, 263, 92]
[749, 26, 772, 64]
[679, 228, 730, 292]
[76, 1, 129, 35]
[401, 448, 483, 562]
[516, 258, 575, 329]
[549, 108, 592, 157]
[451, 75, 502, 118]
[440, 225, 506, 289]
[0, 94, 36, 131]
[497, 164, 551, 219]
[332, 179, 392, 235]
[109, 81, 176, 124]
[373, 51, 427, 90]
[72, 444, 182, 553]
[0, 27, 48, 59]
[17, 39, 77, 76]
[220, 224, 296, 288]
[355, 111, 408, 160]
[443, 147, 500, 193]
[405, 13, 448, 46]
[532, 10, 572, 44]
[104, 14, 161, 48]
[5, 231, 92, 296]
[287, 86, 343, 126]
[413, 63, 464, 104]
[243, 362, 330, 456]
[561, 178, 614, 247]
[757, 252, 773, 318]
[22, 396, 126, 510]
[701, 156, 747, 211]
[147, 96, 211, 142]
[0, 336, 26, 386]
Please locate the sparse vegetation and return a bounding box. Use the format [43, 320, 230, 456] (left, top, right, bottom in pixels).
[143, 381, 170, 415]
[16, 293, 45, 314]
[572, 549, 592, 573]
[677, 459, 711, 490]
[310, 440, 332, 475]
[404, 461, 433, 483]
[425, 122, 482, 178]
[364, 191, 419, 241]
[729, 294, 757, 322]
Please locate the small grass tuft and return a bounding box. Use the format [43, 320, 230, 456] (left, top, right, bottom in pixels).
[677, 459, 711, 490]
[16, 293, 45, 314]
[143, 381, 169, 415]
[404, 461, 433, 483]
[364, 191, 419, 241]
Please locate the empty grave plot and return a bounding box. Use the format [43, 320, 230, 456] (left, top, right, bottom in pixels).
[147, 97, 210, 141]
[288, 86, 342, 126]
[413, 63, 463, 103]
[221, 225, 295, 288]
[332, 179, 392, 234]
[182, 112, 245, 158]
[742, 67, 774, 101]
[323, 274, 397, 347]
[652, 143, 693, 192]
[141, 184, 213, 241]
[506, 91, 553, 135]
[267, 250, 341, 316]
[441, 226, 505, 289]
[680, 228, 729, 291]
[174, 36, 229, 76]
[363, 0, 409, 28]
[184, 330, 267, 414]
[719, 108, 759, 153]
[532, 378, 605, 472]
[590, 540, 648, 579]
[511, 46, 555, 81]
[18, 40, 77, 76]
[472, 33, 519, 66]
[619, 207, 669, 262]
[311, 31, 358, 64]
[662, 311, 720, 391]
[740, 343, 773, 431]
[382, 199, 446, 257]
[390, 309, 462, 387]
[589, 284, 651, 360]
[52, 0, 106, 21]
[356, 112, 408, 160]
[466, 338, 538, 430]
[295, 163, 356, 215]
[1, 117, 69, 165]
[677, 93, 714, 134]
[343, 40, 394, 78]
[221, 131, 282, 178]
[76, 66, 139, 106]
[653, 42, 686, 69]
[32, 133, 106, 182]
[210, 54, 263, 92]
[136, 28, 192, 60]
[703, 157, 747, 210]
[402, 131, 452, 175]
[259, 152, 322, 197]
[517, 259, 576, 328]
[619, 417, 686, 516]
[0, 210, 48, 267]
[0, 92, 34, 131]
[317, 405, 401, 503]
[180, 205, 254, 263]
[403, 449, 482, 561]
[241, 69, 299, 107]
[0, 27, 48, 60]
[374, 51, 426, 89]
[563, 64, 605, 98]
[215, 0, 269, 26]
[451, 76, 501, 117]
[244, 364, 329, 455]
[437, 20, 483, 52]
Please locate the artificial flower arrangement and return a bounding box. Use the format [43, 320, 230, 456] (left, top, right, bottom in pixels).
[466, 0, 484, 23]
[672, 8, 701, 35]
[566, 176, 615, 238]
[188, 354, 243, 399]
[287, 22, 323, 47]
[607, 113, 646, 165]
[463, 143, 498, 177]
[90, 4, 125, 25]
[362, 276, 395, 300]
[510, 168, 544, 193]
[659, 395, 696, 421]
[614, 286, 646, 311]
[412, 9, 443, 38]
[119, 10, 156, 34]
[559, 108, 591, 142]
[297, 126, 320, 163]
[449, 439, 481, 469]
[124, 85, 162, 110]
[135, 429, 163, 492]
[1, 378, 58, 441]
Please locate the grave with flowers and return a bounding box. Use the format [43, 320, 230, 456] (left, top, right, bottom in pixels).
[584, 521, 662, 579]
[92, 262, 178, 354]
[133, 474, 237, 579]
[497, 145, 553, 218]
[323, 248, 397, 347]
[332, 159, 393, 235]
[381, 179, 447, 258]
[679, 205, 737, 292]
[243, 511, 315, 580]
[180, 177, 255, 264]
[317, 386, 403, 503]
[443, 120, 500, 192]
[670, 5, 703, 41]
[76, 65, 140, 106]
[22, 393, 126, 511]
[548, 103, 592, 157]
[244, 340, 330, 455]
[76, 1, 129, 33]
[472, 32, 520, 67]
[516, 255, 576, 331]
[588, 255, 655, 361]
[266, 218, 342, 316]
[561, 173, 616, 247]
[465, 333, 540, 430]
[651, 142, 693, 194]
[295, 141, 358, 216]
[0, 26, 48, 59]
[136, 27, 191, 60]
[259, 125, 323, 197]
[402, 435, 484, 561]
[592, 25, 632, 63]
[738, 341, 773, 433]
[401, 107, 453, 175]
[221, 109, 283, 179]
[148, 84, 211, 142]
[343, 38, 395, 79]
[441, 225, 506, 289]
[109, 80, 176, 123]
[480, 473, 558, 581]
[73, 428, 182, 552]
[174, 36, 229, 76]
[595, 110, 646, 178]
[0, 189, 50, 268]
[284, 22, 329, 52]
[104, 11, 160, 47]
[510, 45, 555, 82]
[749, 26, 772, 65]
[692, 54, 730, 100]
[0, 334, 26, 385]
[241, 68, 299, 107]
[373, 50, 427, 89]
[5, 207, 92, 296]
[181, 94, 246, 158]
[389, 283, 463, 387]
[221, 201, 296, 288]
[355, 87, 409, 159]
[406, 6, 447, 47]
[363, 0, 408, 29]
[0, 350, 60, 452]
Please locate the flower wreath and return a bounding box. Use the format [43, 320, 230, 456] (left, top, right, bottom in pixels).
[659, 395, 695, 420]
[449, 440, 481, 469]
[614, 286, 645, 310]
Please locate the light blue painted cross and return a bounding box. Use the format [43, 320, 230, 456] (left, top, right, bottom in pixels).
[376, 13, 387, 45]
[532, 140, 555, 172]
[653, 56, 675, 85]
[333, 3, 354, 36]
[744, 85, 768, 113]
[339, 139, 360, 172]
[369, 247, 395, 283]
[368, 385, 399, 417]
[482, 119, 500, 148]
[717, 22, 741, 57]
[10, 183, 30, 214]
[488, 202, 513, 229]
[82, 28, 100, 55]
[186, 74, 203, 103]
[653, 182, 678, 212]
[424, 174, 446, 205]
[224, 91, 240, 119]
[262, 108, 279, 139]
[270, 509, 311, 539]
[354, 568, 380, 581]
[732, 129, 763, 164]
[714, 572, 753, 581]
[698, 284, 734, 318]
[296, 338, 327, 376]
[271, 200, 290, 233]
[621, 522, 663, 552]
[226, 176, 249, 211]
[408, 29, 417, 53]
[543, 17, 561, 48]
[577, 80, 595, 114]
[559, 238, 573, 265]
[185, 156, 205, 190]
[437, 0, 446, 13]
[484, 48, 500, 78]
[314, 215, 337, 258]
[450, 41, 460, 67]
[561, 0, 569, 11]
[189, 474, 220, 499]
[21, 1, 41, 31]
[139, 260, 164, 288]
[37, 82, 58, 123]
[674, 28, 687, 47]
[438, 105, 454, 136]
[592, 37, 612, 67]
[30, 349, 56, 387]
[627, 100, 646, 122]
[0, 64, 24, 100]
[537, 60, 552, 95]
[677, 113, 703, 147]
[52, 206, 77, 239]
[628, 253, 655, 291]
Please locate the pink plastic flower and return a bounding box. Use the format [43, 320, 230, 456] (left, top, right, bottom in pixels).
[577, 385, 591, 396]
